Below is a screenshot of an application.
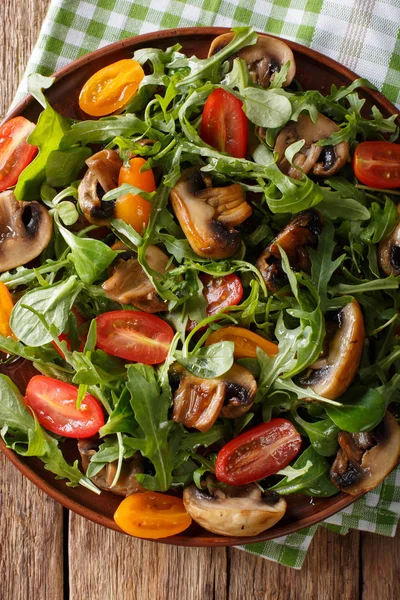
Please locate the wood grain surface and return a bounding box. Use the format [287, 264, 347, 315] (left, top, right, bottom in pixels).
[0, 1, 399, 599]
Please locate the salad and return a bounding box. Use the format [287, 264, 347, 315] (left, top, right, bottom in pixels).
[1, 27, 400, 540]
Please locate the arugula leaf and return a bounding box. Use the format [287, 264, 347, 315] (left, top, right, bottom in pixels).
[269, 446, 338, 497]
[99, 389, 138, 437]
[292, 410, 339, 456]
[325, 386, 385, 432]
[10, 276, 81, 346]
[177, 341, 235, 378]
[15, 75, 71, 200]
[45, 147, 92, 187]
[242, 87, 292, 128]
[360, 197, 397, 244]
[126, 364, 176, 491]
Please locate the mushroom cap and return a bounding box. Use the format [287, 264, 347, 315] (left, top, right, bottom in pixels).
[378, 221, 400, 276]
[78, 149, 122, 226]
[102, 243, 169, 312]
[0, 191, 53, 273]
[299, 300, 365, 400]
[256, 209, 323, 292]
[183, 483, 287, 536]
[170, 167, 251, 259]
[208, 32, 296, 87]
[330, 412, 400, 495]
[172, 363, 257, 432]
[274, 113, 349, 179]
[78, 439, 144, 496]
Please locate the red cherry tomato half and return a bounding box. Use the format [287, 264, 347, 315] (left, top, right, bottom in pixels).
[200, 88, 248, 159]
[201, 273, 243, 316]
[96, 310, 174, 364]
[353, 141, 400, 189]
[215, 418, 302, 486]
[0, 117, 38, 191]
[24, 376, 105, 438]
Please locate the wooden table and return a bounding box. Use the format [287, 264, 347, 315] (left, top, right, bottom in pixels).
[0, 2, 399, 598]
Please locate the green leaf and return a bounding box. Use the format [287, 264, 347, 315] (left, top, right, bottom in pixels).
[325, 386, 386, 432]
[242, 87, 292, 128]
[58, 224, 117, 285]
[0, 375, 36, 433]
[177, 341, 235, 379]
[269, 446, 338, 497]
[292, 410, 339, 456]
[126, 364, 175, 491]
[100, 389, 138, 437]
[10, 276, 80, 346]
[360, 197, 397, 244]
[56, 201, 79, 226]
[15, 77, 71, 200]
[46, 147, 92, 187]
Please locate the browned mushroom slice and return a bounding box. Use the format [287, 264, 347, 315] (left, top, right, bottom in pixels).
[208, 32, 296, 87]
[273, 113, 349, 180]
[330, 412, 400, 495]
[378, 221, 400, 276]
[0, 191, 53, 273]
[183, 477, 287, 536]
[170, 167, 252, 259]
[255, 209, 323, 293]
[78, 439, 144, 496]
[78, 149, 122, 225]
[172, 363, 257, 432]
[299, 300, 365, 400]
[102, 243, 169, 312]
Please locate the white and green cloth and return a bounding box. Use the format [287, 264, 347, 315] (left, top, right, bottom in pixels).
[11, 0, 400, 568]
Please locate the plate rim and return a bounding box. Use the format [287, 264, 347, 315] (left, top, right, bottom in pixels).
[1, 25, 397, 547]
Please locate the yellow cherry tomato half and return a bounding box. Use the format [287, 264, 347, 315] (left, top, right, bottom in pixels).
[205, 325, 278, 359]
[116, 157, 156, 233]
[0, 282, 16, 339]
[114, 492, 192, 539]
[79, 59, 145, 117]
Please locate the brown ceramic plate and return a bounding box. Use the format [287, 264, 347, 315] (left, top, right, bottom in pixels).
[1, 27, 399, 547]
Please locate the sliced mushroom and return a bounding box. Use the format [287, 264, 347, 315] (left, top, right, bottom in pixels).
[256, 209, 322, 293]
[183, 478, 287, 536]
[78, 149, 122, 225]
[0, 191, 53, 273]
[172, 363, 257, 432]
[102, 242, 169, 312]
[299, 300, 365, 400]
[78, 439, 144, 496]
[378, 221, 400, 276]
[208, 32, 296, 87]
[170, 167, 252, 259]
[273, 113, 349, 179]
[330, 412, 400, 495]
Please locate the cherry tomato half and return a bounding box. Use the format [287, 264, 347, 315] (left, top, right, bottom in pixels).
[200, 88, 248, 158]
[96, 310, 174, 364]
[114, 491, 192, 539]
[0, 116, 38, 191]
[24, 376, 105, 438]
[215, 418, 302, 486]
[79, 59, 145, 117]
[116, 157, 157, 233]
[0, 282, 15, 338]
[201, 273, 243, 316]
[353, 141, 400, 189]
[205, 325, 278, 359]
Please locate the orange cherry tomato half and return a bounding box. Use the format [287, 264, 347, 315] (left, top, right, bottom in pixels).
[0, 116, 38, 191]
[96, 310, 174, 364]
[24, 376, 105, 438]
[0, 282, 15, 338]
[353, 141, 400, 189]
[116, 157, 156, 233]
[205, 326, 278, 359]
[79, 59, 145, 117]
[200, 88, 248, 158]
[215, 419, 302, 486]
[114, 492, 192, 539]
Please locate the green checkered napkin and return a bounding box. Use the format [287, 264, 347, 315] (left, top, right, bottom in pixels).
[11, 0, 400, 569]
